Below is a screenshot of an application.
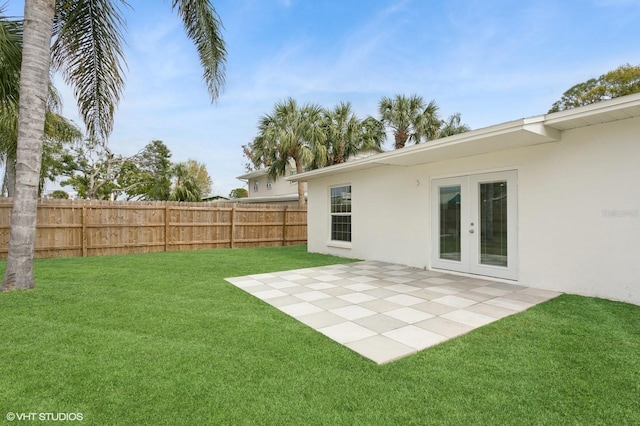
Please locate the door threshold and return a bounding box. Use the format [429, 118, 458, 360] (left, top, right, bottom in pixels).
[429, 268, 519, 285]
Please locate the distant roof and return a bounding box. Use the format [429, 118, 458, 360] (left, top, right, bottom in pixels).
[236, 147, 382, 180]
[237, 169, 268, 180]
[232, 192, 306, 203]
[202, 195, 229, 201]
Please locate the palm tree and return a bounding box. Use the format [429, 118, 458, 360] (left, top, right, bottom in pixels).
[183, 158, 212, 197]
[251, 98, 325, 207]
[360, 116, 385, 154]
[0, 7, 80, 194]
[2, 0, 226, 291]
[0, 7, 23, 196]
[169, 162, 201, 202]
[439, 113, 471, 138]
[379, 94, 441, 149]
[0, 10, 84, 198]
[0, 6, 22, 110]
[321, 102, 383, 165]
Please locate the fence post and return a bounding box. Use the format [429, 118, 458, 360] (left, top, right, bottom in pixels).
[230, 204, 236, 248]
[81, 204, 87, 257]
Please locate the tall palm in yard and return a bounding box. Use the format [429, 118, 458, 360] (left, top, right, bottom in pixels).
[252, 98, 325, 207]
[321, 102, 383, 165]
[2, 0, 226, 291]
[379, 94, 441, 149]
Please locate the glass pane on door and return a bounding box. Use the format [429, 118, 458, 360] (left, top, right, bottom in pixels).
[439, 185, 461, 261]
[479, 181, 508, 267]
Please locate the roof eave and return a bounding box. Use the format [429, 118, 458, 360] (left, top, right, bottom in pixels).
[288, 93, 640, 183]
[289, 116, 559, 182]
[544, 92, 640, 130]
[237, 169, 268, 180]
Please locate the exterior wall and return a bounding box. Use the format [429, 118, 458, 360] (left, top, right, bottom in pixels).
[307, 116, 640, 305]
[247, 171, 307, 198]
[247, 172, 303, 198]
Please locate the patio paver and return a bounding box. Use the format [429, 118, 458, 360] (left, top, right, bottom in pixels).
[225, 261, 562, 364]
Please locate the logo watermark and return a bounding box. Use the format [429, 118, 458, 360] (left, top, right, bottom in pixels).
[601, 208, 639, 218]
[5, 412, 83, 422]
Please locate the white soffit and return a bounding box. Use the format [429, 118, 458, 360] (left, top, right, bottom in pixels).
[545, 92, 640, 130]
[370, 117, 559, 167]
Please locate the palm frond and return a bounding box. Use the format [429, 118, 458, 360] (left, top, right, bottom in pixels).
[172, 0, 227, 102]
[0, 8, 22, 110]
[51, 0, 129, 141]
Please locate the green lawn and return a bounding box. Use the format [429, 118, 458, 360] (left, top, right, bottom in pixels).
[1, 246, 639, 425]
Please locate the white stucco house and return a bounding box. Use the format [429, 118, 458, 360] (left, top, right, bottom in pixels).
[289, 93, 640, 306]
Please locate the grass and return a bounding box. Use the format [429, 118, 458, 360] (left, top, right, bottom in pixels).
[0, 245, 639, 425]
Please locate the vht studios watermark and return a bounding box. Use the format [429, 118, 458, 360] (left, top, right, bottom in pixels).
[601, 208, 639, 218]
[5, 412, 83, 422]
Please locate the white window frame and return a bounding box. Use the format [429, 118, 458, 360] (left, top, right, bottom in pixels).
[329, 185, 352, 243]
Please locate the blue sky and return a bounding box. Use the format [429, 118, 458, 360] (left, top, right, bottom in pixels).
[6, 0, 640, 196]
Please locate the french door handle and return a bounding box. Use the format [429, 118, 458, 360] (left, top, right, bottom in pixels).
[469, 229, 475, 234]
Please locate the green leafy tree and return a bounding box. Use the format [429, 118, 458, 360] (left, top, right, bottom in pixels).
[50, 189, 68, 199]
[229, 187, 247, 198]
[251, 98, 326, 207]
[3, 0, 226, 291]
[60, 138, 125, 200]
[549, 64, 640, 112]
[118, 140, 173, 200]
[241, 142, 264, 172]
[39, 111, 83, 195]
[379, 94, 441, 149]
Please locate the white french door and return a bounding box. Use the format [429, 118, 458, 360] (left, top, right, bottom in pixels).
[431, 170, 518, 280]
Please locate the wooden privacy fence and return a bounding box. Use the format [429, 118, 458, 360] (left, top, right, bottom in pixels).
[0, 199, 307, 259]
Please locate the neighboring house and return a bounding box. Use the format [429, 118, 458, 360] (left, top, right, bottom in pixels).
[290, 93, 640, 306]
[236, 164, 305, 205]
[236, 149, 381, 205]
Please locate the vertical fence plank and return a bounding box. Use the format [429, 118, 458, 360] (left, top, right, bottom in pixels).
[282, 205, 288, 246]
[230, 204, 236, 249]
[164, 204, 170, 252]
[82, 205, 87, 257]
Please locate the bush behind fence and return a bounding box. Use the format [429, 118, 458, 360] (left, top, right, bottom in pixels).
[0, 199, 307, 259]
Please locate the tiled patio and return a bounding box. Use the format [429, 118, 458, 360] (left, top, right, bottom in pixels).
[225, 261, 561, 364]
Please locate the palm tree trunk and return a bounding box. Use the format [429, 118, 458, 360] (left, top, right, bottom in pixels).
[394, 130, 408, 150]
[335, 140, 345, 164]
[2, 0, 56, 291]
[295, 159, 306, 207]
